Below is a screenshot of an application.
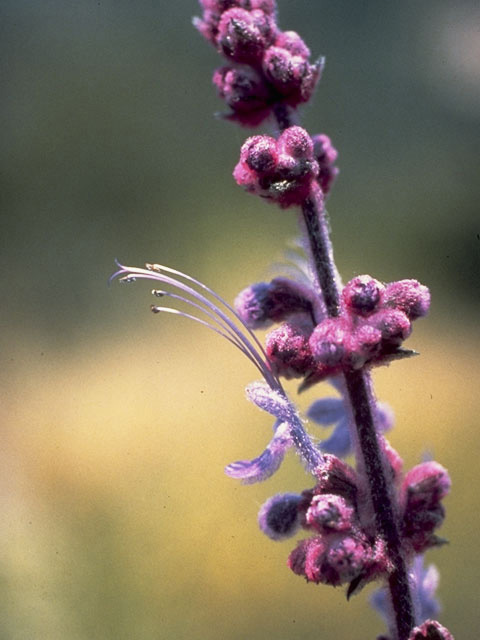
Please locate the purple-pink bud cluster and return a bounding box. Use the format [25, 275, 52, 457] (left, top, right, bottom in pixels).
[194, 1, 320, 125]
[258, 452, 450, 592]
[233, 126, 320, 206]
[263, 275, 430, 385]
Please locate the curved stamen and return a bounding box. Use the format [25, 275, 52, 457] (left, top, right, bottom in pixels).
[150, 306, 269, 379]
[152, 288, 254, 357]
[113, 262, 279, 388]
[112, 261, 324, 472]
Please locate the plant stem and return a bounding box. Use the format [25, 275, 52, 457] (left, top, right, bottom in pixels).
[274, 110, 416, 640]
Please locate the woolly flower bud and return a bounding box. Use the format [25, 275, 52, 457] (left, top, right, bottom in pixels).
[213, 65, 270, 124]
[244, 135, 278, 172]
[401, 461, 451, 552]
[342, 275, 384, 316]
[217, 8, 276, 63]
[408, 620, 454, 640]
[313, 454, 359, 505]
[370, 308, 412, 347]
[258, 492, 302, 540]
[234, 277, 314, 328]
[262, 45, 321, 105]
[275, 30, 310, 58]
[383, 279, 431, 320]
[266, 322, 314, 378]
[305, 493, 355, 533]
[309, 317, 349, 366]
[297, 533, 381, 586]
[200, 0, 275, 11]
[312, 133, 339, 195]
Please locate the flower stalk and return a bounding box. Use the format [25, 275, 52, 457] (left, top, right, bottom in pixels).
[112, 2, 453, 639]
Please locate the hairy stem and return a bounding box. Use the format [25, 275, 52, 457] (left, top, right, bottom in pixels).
[274, 110, 415, 640]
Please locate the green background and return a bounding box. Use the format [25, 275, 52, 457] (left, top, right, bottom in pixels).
[1, 1, 479, 638]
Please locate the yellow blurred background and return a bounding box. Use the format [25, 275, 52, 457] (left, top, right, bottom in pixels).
[1, 1, 479, 639]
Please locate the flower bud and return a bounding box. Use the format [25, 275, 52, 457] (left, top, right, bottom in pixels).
[313, 454, 359, 505]
[312, 133, 339, 195]
[370, 308, 412, 347]
[235, 277, 314, 328]
[262, 45, 321, 105]
[258, 492, 302, 540]
[244, 135, 278, 172]
[408, 620, 454, 640]
[401, 461, 451, 552]
[305, 493, 355, 533]
[342, 275, 384, 316]
[266, 322, 314, 378]
[309, 317, 349, 366]
[213, 65, 270, 114]
[383, 279, 431, 320]
[217, 8, 276, 63]
[275, 30, 310, 58]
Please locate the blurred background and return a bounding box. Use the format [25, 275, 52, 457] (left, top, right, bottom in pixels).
[1, 0, 479, 638]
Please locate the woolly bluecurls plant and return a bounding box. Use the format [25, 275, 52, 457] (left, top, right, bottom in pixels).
[112, 3, 453, 639]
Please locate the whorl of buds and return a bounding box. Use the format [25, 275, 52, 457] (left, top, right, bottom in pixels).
[195, 2, 321, 125]
[234, 126, 319, 207]
[308, 276, 430, 376]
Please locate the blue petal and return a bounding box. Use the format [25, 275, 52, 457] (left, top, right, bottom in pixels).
[376, 401, 394, 432]
[224, 422, 292, 484]
[319, 417, 352, 457]
[370, 586, 391, 627]
[307, 397, 345, 425]
[412, 556, 441, 622]
[246, 381, 295, 423]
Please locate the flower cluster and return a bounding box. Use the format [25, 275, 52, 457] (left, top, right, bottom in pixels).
[258, 453, 450, 595]
[236, 272, 430, 389]
[194, 0, 321, 125]
[234, 126, 338, 206]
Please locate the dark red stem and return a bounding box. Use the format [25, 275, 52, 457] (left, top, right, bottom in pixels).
[275, 111, 416, 640]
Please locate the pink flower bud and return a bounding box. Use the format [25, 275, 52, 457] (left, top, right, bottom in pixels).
[287, 538, 311, 577]
[275, 30, 310, 58]
[370, 308, 412, 347]
[312, 133, 339, 195]
[244, 135, 278, 172]
[309, 317, 350, 366]
[213, 65, 270, 113]
[313, 454, 359, 505]
[383, 279, 431, 320]
[342, 275, 384, 316]
[401, 461, 451, 553]
[305, 493, 355, 533]
[408, 620, 454, 640]
[277, 125, 314, 160]
[262, 46, 321, 105]
[266, 322, 314, 378]
[217, 8, 276, 63]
